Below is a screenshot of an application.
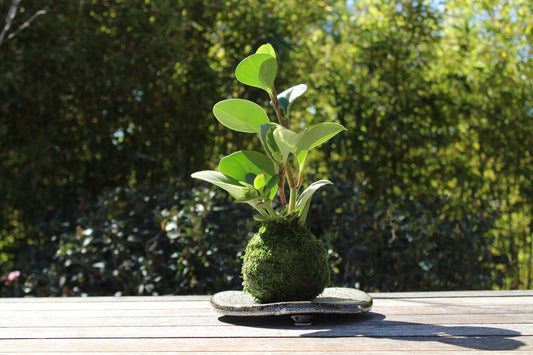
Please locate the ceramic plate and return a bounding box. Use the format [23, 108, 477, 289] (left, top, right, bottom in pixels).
[211, 287, 372, 320]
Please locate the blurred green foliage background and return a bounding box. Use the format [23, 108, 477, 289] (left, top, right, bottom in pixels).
[0, 0, 531, 296]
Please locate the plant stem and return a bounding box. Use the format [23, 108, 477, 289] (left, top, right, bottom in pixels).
[270, 86, 287, 127]
[297, 170, 304, 189]
[267, 205, 276, 217]
[285, 162, 297, 213]
[288, 186, 297, 214]
[278, 164, 287, 206]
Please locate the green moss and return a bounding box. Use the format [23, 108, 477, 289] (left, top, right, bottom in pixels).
[242, 220, 330, 303]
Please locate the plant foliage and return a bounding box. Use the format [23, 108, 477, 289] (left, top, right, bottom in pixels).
[1, 0, 531, 294]
[192, 44, 345, 224]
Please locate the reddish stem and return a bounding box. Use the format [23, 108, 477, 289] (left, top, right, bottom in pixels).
[278, 164, 287, 206]
[270, 86, 287, 127]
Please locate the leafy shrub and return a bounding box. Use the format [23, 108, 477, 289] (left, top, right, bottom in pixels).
[4, 180, 254, 296]
[309, 175, 508, 292]
[1, 171, 508, 297]
[1, 0, 530, 293]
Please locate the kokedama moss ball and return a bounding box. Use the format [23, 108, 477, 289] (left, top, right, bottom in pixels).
[242, 220, 330, 303]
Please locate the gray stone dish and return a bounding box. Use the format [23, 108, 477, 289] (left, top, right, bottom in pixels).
[211, 287, 373, 325]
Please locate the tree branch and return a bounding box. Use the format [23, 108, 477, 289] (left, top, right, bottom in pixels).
[0, 0, 46, 47]
[0, 0, 21, 46]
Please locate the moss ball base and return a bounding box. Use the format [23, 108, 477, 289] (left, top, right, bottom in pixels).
[241, 220, 330, 304]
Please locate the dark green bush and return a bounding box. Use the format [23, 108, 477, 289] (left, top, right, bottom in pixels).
[1, 171, 508, 297]
[1, 0, 530, 293]
[308, 174, 508, 292]
[2, 180, 254, 296]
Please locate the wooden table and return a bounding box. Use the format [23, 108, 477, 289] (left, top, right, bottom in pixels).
[1, 290, 532, 353]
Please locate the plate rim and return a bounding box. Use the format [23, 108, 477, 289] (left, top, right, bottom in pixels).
[210, 287, 373, 317]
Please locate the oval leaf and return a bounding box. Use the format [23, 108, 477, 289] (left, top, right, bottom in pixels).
[273, 125, 300, 162]
[264, 173, 279, 199]
[235, 53, 277, 95]
[295, 180, 333, 225]
[255, 43, 276, 58]
[295, 122, 346, 170]
[213, 99, 270, 133]
[253, 173, 267, 190]
[219, 150, 277, 182]
[297, 122, 346, 151]
[276, 84, 308, 116]
[191, 170, 253, 200]
[259, 123, 283, 163]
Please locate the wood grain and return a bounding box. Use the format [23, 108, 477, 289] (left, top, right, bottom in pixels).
[0, 291, 532, 353]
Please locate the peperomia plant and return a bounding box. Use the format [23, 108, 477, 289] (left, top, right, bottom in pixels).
[191, 44, 345, 225]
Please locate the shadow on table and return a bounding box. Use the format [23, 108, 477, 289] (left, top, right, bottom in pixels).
[218, 312, 526, 351]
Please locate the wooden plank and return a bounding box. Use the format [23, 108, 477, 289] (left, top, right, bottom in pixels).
[0, 353, 529, 355]
[372, 296, 533, 307]
[0, 295, 210, 303]
[4, 303, 531, 319]
[3, 295, 531, 313]
[0, 299, 211, 308]
[1, 291, 532, 353]
[3, 301, 531, 320]
[2, 293, 531, 311]
[0, 300, 211, 312]
[0, 336, 531, 352]
[2, 311, 532, 328]
[2, 322, 532, 339]
[1, 289, 528, 303]
[371, 304, 533, 315]
[1, 353, 529, 355]
[369, 290, 533, 298]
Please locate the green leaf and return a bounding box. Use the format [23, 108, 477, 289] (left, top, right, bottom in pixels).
[219, 150, 277, 181]
[254, 173, 267, 190]
[253, 214, 278, 222]
[255, 43, 276, 58]
[192, 170, 273, 214]
[295, 122, 346, 170]
[213, 99, 270, 133]
[273, 125, 300, 162]
[235, 53, 277, 95]
[234, 195, 263, 203]
[296, 149, 309, 174]
[239, 173, 257, 189]
[218, 151, 279, 202]
[295, 180, 333, 225]
[297, 122, 346, 151]
[276, 84, 307, 117]
[259, 123, 283, 163]
[259, 123, 300, 163]
[264, 173, 279, 199]
[191, 170, 254, 200]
